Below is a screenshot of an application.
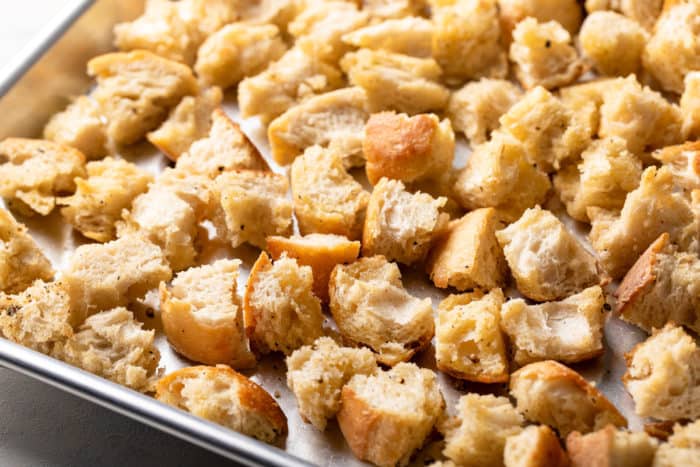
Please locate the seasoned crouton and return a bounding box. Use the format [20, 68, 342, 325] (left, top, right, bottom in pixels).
[652, 141, 700, 191]
[239, 0, 298, 31]
[286, 337, 377, 430]
[361, 0, 426, 19]
[498, 0, 582, 39]
[504, 425, 569, 467]
[244, 252, 324, 355]
[496, 207, 600, 301]
[500, 286, 606, 365]
[160, 260, 256, 369]
[566, 425, 658, 467]
[338, 363, 444, 467]
[0, 138, 85, 216]
[329, 256, 435, 366]
[156, 365, 287, 442]
[681, 72, 700, 140]
[584, 0, 662, 31]
[341, 17, 433, 57]
[652, 420, 700, 467]
[43, 96, 107, 160]
[435, 289, 509, 383]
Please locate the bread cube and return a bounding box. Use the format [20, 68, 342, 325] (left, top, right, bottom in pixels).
[341, 17, 433, 57]
[566, 425, 658, 467]
[498, 0, 582, 39]
[584, 0, 662, 31]
[496, 207, 600, 301]
[238, 0, 298, 31]
[681, 72, 700, 139]
[329, 256, 435, 366]
[286, 337, 377, 430]
[43, 96, 107, 160]
[0, 138, 85, 216]
[362, 0, 426, 19]
[504, 425, 569, 467]
[338, 363, 444, 467]
[653, 420, 700, 467]
[652, 141, 700, 191]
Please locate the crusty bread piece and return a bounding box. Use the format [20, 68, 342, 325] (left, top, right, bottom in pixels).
[340, 49, 450, 115]
[55, 307, 160, 392]
[290, 146, 369, 240]
[446, 78, 522, 145]
[504, 425, 569, 467]
[60, 157, 152, 242]
[440, 394, 523, 467]
[156, 365, 287, 442]
[501, 286, 606, 365]
[557, 77, 625, 133]
[195, 23, 287, 89]
[652, 141, 700, 192]
[498, 0, 582, 40]
[266, 234, 360, 302]
[427, 208, 507, 291]
[363, 111, 454, 186]
[87, 50, 198, 146]
[244, 252, 324, 355]
[0, 280, 76, 355]
[566, 425, 658, 467]
[681, 72, 700, 140]
[435, 289, 509, 383]
[238, 0, 298, 31]
[623, 323, 700, 421]
[268, 87, 370, 167]
[510, 17, 584, 90]
[0, 208, 53, 294]
[43, 95, 107, 160]
[496, 206, 600, 301]
[363, 178, 448, 265]
[652, 420, 700, 467]
[510, 360, 627, 437]
[147, 87, 223, 161]
[286, 337, 377, 430]
[238, 47, 343, 124]
[63, 234, 172, 320]
[338, 362, 444, 467]
[0, 138, 85, 216]
[362, 0, 425, 19]
[584, 0, 662, 31]
[160, 259, 255, 369]
[329, 256, 435, 366]
[341, 17, 433, 57]
[453, 133, 551, 221]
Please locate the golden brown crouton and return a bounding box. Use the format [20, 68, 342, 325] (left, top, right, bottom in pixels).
[43, 96, 107, 160]
[652, 141, 700, 191]
[505, 425, 569, 467]
[652, 420, 700, 467]
[498, 0, 582, 39]
[584, 0, 662, 31]
[566, 425, 658, 467]
[341, 17, 433, 57]
[238, 0, 298, 31]
[681, 72, 700, 140]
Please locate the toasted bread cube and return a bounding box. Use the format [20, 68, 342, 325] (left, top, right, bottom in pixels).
[214, 170, 292, 249]
[554, 137, 642, 222]
[584, 0, 662, 31]
[652, 141, 700, 191]
[496, 207, 599, 301]
[238, 48, 343, 124]
[239, 0, 298, 31]
[329, 256, 435, 366]
[60, 157, 152, 242]
[447, 78, 522, 145]
[43, 96, 107, 160]
[268, 87, 370, 167]
[681, 72, 700, 140]
[500, 286, 606, 365]
[566, 425, 658, 467]
[341, 17, 433, 57]
[427, 208, 507, 291]
[362, 0, 426, 19]
[341, 49, 450, 115]
[498, 0, 582, 39]
[286, 337, 377, 430]
[244, 252, 324, 355]
[146, 87, 223, 161]
[505, 425, 569, 467]
[435, 289, 509, 382]
[0, 138, 85, 216]
[88, 51, 197, 146]
[156, 365, 287, 442]
[159, 260, 255, 369]
[63, 235, 172, 319]
[440, 394, 524, 467]
[0, 208, 53, 294]
[623, 323, 700, 421]
[652, 420, 700, 467]
[338, 363, 444, 467]
[266, 234, 361, 302]
[363, 112, 454, 186]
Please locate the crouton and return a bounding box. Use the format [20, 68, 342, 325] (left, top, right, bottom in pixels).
[510, 360, 627, 437]
[43, 96, 107, 160]
[239, 0, 298, 31]
[60, 157, 152, 242]
[363, 178, 448, 265]
[338, 363, 444, 467]
[363, 112, 454, 186]
[0, 138, 85, 216]
[498, 0, 582, 39]
[266, 233, 361, 302]
[504, 425, 569, 467]
[446, 78, 522, 145]
[500, 286, 606, 365]
[56, 307, 160, 392]
[440, 394, 524, 467]
[652, 420, 700, 467]
[681, 72, 700, 140]
[156, 365, 287, 442]
[244, 252, 324, 355]
[584, 0, 662, 31]
[159, 260, 256, 369]
[341, 17, 433, 57]
[361, 0, 426, 19]
[435, 289, 509, 383]
[496, 207, 600, 301]
[566, 425, 658, 467]
[329, 256, 435, 366]
[652, 141, 700, 191]
[87, 50, 198, 146]
[0, 208, 53, 294]
[286, 337, 377, 430]
[426, 208, 507, 291]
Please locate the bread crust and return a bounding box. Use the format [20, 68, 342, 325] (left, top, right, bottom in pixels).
[504, 425, 569, 467]
[615, 233, 667, 316]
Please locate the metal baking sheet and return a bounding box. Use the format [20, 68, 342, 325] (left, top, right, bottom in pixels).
[0, 1, 647, 466]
